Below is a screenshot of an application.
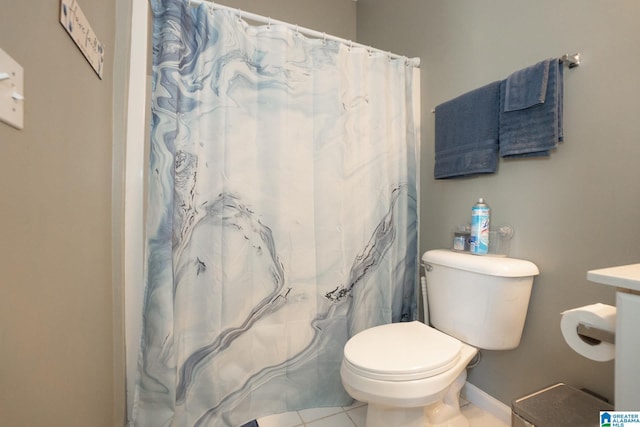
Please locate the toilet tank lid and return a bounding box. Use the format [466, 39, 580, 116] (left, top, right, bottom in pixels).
[422, 249, 539, 277]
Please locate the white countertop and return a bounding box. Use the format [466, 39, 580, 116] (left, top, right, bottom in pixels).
[587, 263, 640, 292]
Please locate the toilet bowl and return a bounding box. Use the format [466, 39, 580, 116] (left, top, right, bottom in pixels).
[341, 321, 477, 427]
[340, 249, 539, 427]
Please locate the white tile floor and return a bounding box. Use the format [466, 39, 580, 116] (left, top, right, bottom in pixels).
[256, 399, 509, 427]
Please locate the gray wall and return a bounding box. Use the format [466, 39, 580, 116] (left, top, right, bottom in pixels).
[356, 0, 640, 406]
[0, 1, 116, 426]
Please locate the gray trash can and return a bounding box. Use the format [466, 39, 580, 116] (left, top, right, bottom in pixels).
[512, 382, 613, 427]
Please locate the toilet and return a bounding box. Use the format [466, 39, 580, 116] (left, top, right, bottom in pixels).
[340, 249, 539, 427]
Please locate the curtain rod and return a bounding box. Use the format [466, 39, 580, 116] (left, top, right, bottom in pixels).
[187, 0, 420, 67]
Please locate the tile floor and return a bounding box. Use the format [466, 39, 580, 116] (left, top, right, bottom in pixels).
[256, 399, 509, 427]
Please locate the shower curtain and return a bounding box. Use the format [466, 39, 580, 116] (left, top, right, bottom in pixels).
[133, 0, 419, 425]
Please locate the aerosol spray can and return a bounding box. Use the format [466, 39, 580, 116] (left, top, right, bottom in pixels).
[470, 198, 490, 255]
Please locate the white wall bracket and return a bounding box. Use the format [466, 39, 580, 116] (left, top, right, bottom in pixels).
[0, 48, 24, 130]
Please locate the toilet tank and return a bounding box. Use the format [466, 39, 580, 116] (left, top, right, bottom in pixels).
[422, 249, 539, 350]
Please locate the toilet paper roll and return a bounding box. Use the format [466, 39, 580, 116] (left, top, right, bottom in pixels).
[560, 303, 616, 362]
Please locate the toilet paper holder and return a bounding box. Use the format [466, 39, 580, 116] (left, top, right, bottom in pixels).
[577, 323, 616, 345]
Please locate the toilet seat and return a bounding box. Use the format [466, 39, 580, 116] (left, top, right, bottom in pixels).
[343, 321, 462, 381]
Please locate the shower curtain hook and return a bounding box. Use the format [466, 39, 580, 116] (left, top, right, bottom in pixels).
[267, 17, 271, 29]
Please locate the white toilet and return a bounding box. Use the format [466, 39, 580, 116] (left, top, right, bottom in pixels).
[340, 249, 539, 427]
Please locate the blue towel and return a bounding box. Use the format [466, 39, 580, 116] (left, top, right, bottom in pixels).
[504, 59, 550, 111]
[434, 81, 501, 179]
[499, 59, 564, 157]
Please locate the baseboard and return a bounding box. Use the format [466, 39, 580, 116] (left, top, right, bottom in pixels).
[461, 382, 511, 425]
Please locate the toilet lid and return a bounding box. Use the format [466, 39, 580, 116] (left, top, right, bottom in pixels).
[343, 321, 462, 381]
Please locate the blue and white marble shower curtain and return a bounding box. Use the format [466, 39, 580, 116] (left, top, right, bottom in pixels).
[133, 0, 419, 425]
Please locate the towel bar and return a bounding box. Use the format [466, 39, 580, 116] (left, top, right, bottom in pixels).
[430, 53, 581, 113]
[560, 53, 581, 68]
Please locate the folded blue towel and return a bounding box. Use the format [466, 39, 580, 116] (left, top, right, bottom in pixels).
[504, 59, 550, 111]
[499, 59, 564, 157]
[434, 81, 501, 179]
